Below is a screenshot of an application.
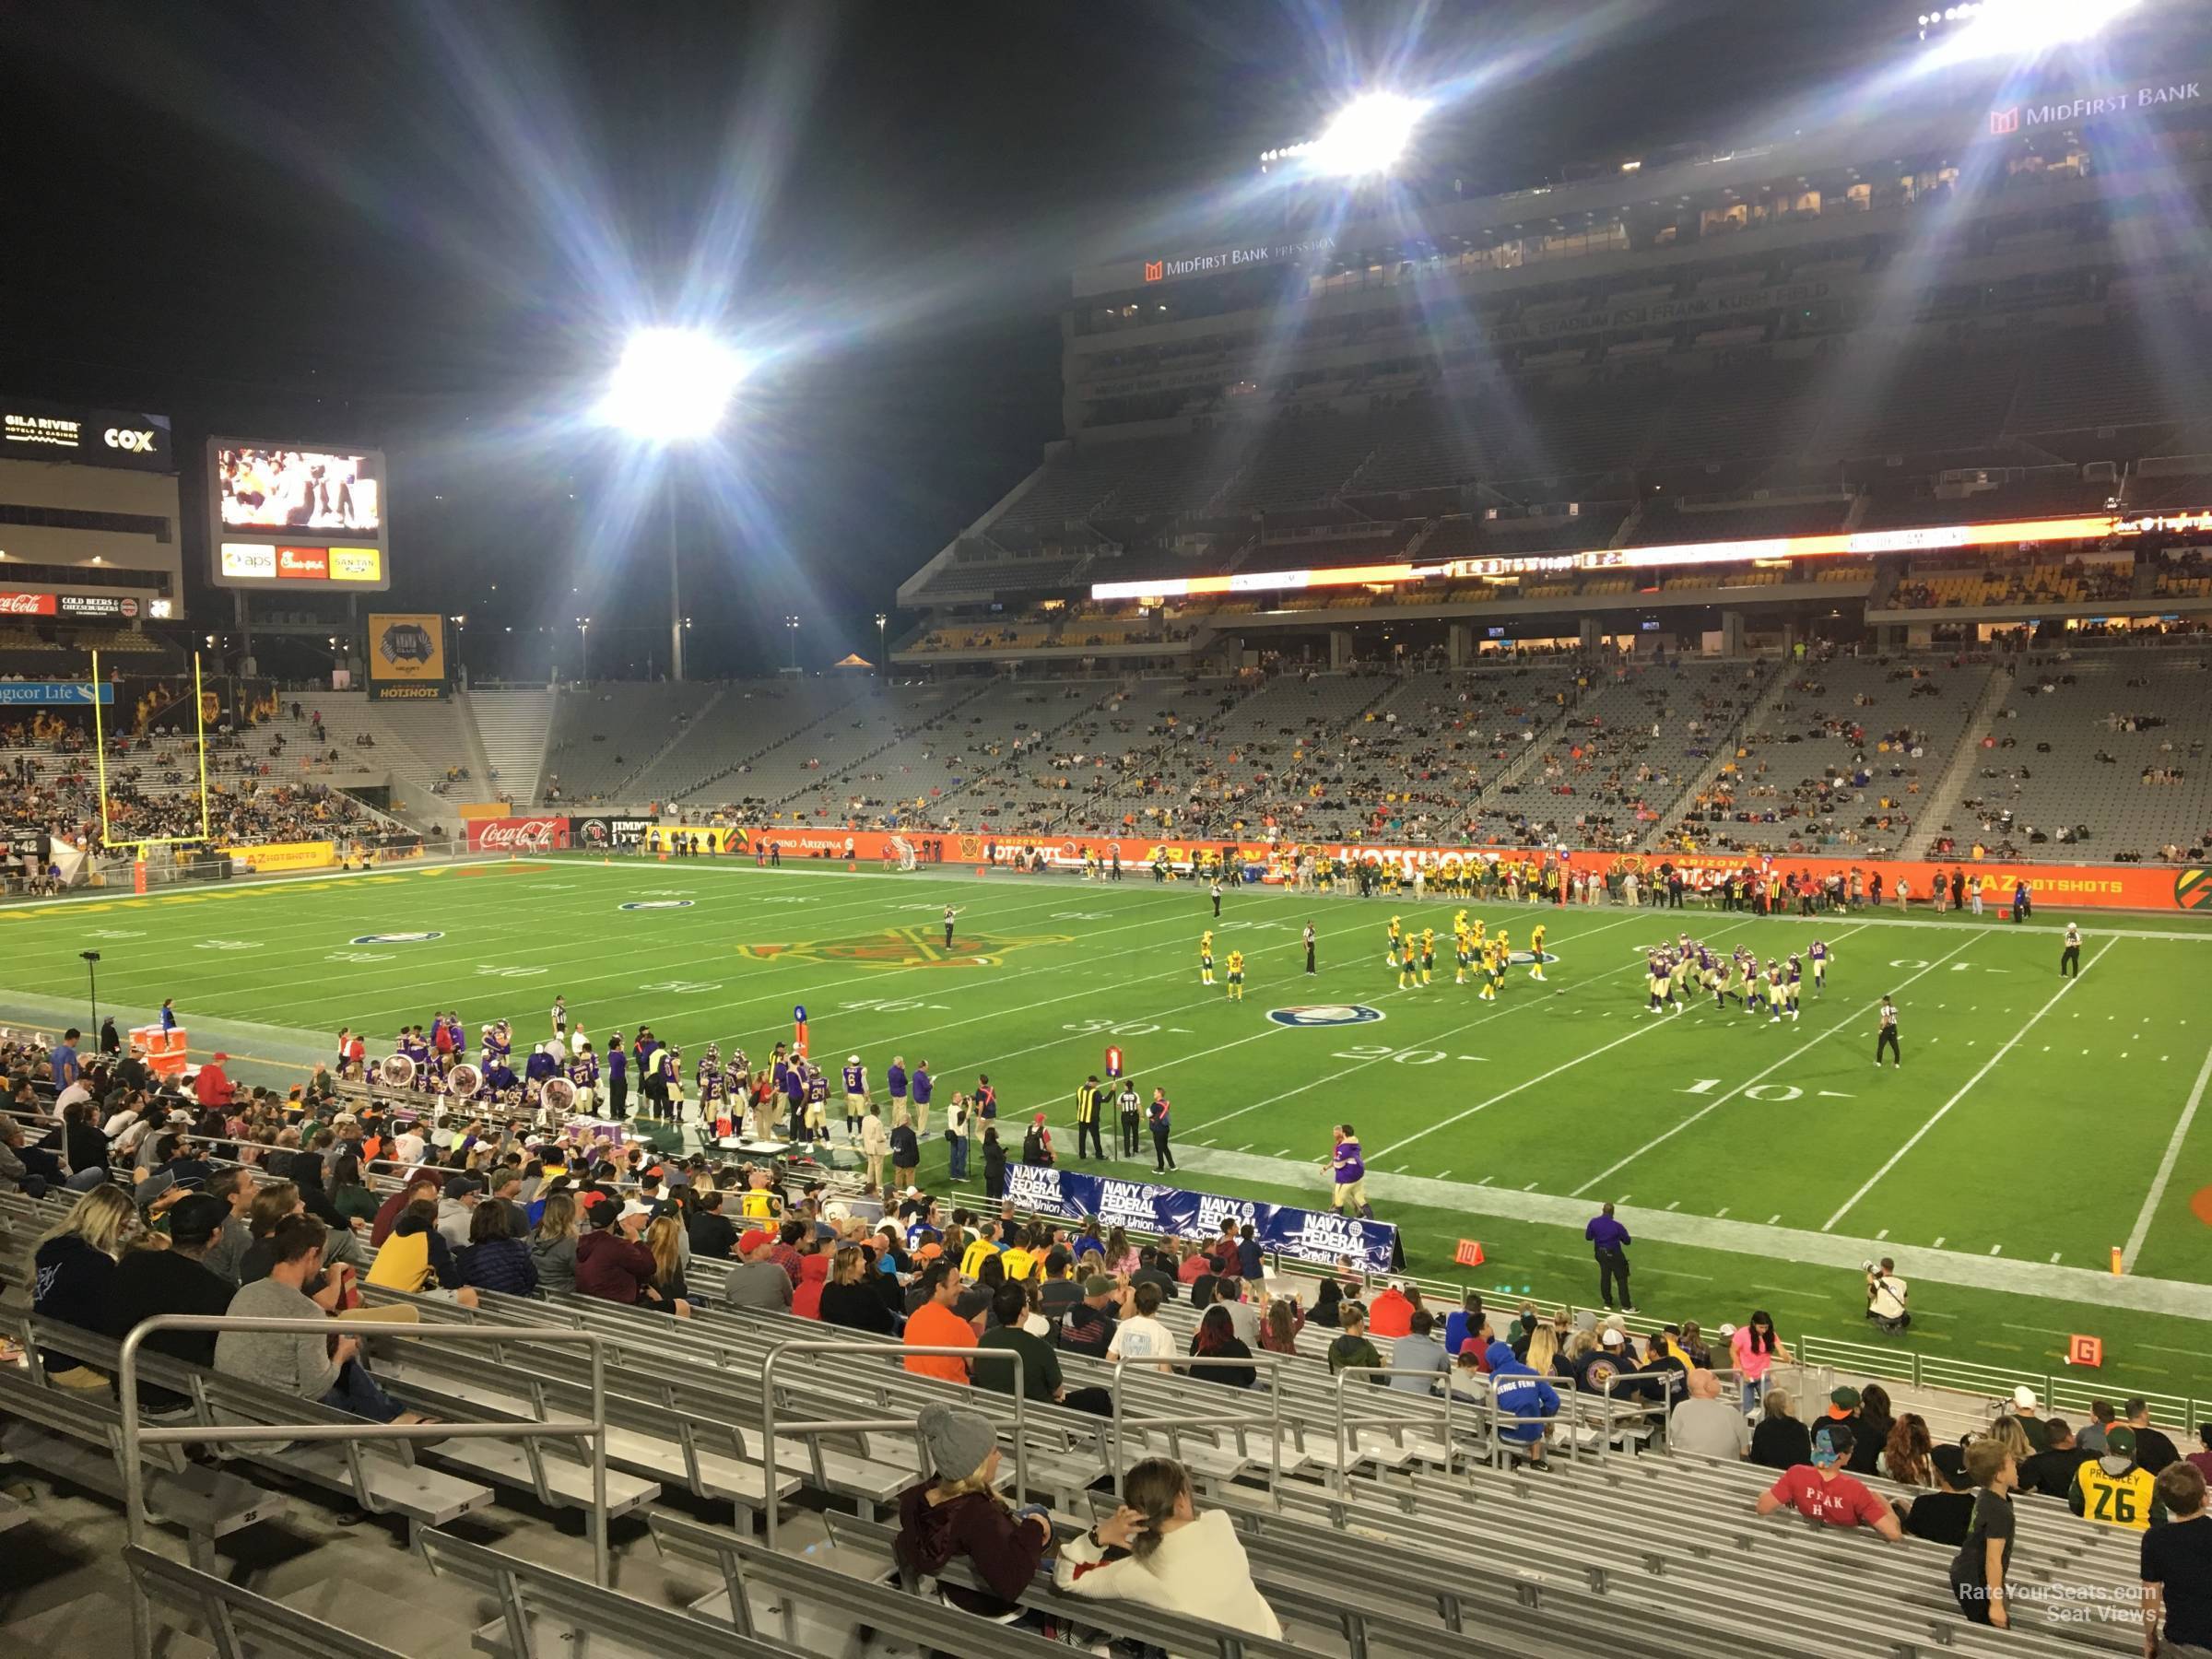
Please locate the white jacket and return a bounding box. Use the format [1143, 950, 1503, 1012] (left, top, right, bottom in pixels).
[1053, 1508, 1280, 1648]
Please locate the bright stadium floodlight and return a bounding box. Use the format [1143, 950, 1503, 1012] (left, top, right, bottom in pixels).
[1308, 91, 1429, 177]
[1923, 0, 2142, 55]
[598, 326, 748, 443]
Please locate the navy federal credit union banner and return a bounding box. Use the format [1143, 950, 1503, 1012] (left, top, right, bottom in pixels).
[1003, 1164, 1397, 1275]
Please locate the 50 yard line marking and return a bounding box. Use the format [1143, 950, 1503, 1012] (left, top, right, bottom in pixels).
[1822, 935, 2117, 1233]
[2120, 1036, 2212, 1272]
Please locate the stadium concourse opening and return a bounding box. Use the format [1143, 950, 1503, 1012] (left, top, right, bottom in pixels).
[12, 0, 2212, 1654]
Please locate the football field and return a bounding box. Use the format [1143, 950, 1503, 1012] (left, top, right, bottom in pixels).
[5, 853, 2211, 1402]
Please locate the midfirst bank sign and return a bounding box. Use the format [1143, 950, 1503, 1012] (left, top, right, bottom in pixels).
[1989, 78, 2202, 134]
[1077, 235, 1337, 297]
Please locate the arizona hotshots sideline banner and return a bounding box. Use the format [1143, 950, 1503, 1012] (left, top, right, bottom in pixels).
[466, 815, 571, 853]
[1004, 1163, 1397, 1275]
[218, 839, 336, 874]
[724, 825, 2212, 913]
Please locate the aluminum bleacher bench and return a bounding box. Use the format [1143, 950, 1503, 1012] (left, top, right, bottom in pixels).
[646, 1510, 1103, 1659]
[127, 1546, 409, 1659]
[414, 1528, 793, 1659]
[0, 1361, 287, 1571]
[23, 1312, 495, 1539]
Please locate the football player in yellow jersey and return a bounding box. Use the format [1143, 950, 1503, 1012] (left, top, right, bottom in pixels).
[1487, 938, 1508, 999]
[1199, 931, 1216, 986]
[1385, 915, 1403, 967]
[1453, 928, 1473, 985]
[1453, 908, 1469, 937]
[1418, 928, 1436, 986]
[1469, 916, 1486, 947]
[1398, 935, 1418, 989]
[1528, 922, 1547, 981]
[1225, 949, 1246, 1001]
[1494, 927, 1510, 964]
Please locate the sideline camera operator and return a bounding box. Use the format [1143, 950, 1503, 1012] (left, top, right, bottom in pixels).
[1865, 1256, 1910, 1333]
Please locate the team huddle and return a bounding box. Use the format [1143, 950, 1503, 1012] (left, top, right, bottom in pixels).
[1643, 935, 1832, 1021]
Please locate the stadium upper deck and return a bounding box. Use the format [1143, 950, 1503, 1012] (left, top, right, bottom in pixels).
[897, 40, 2212, 661]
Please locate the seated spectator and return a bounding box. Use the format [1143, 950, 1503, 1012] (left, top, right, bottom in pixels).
[1258, 1291, 1305, 1357]
[528, 1193, 580, 1297]
[1485, 1339, 1560, 1465]
[0, 1116, 42, 1197]
[792, 1247, 830, 1319]
[1325, 1301, 1383, 1382]
[2189, 1423, 2212, 1483]
[1366, 1279, 1416, 1338]
[2142, 1462, 2212, 1656]
[645, 1215, 692, 1317]
[2018, 1416, 2094, 1499]
[363, 1197, 479, 1306]
[1897, 1443, 1976, 1546]
[1187, 1303, 1256, 1389]
[1386, 1310, 1450, 1396]
[455, 1199, 539, 1297]
[818, 1244, 897, 1334]
[216, 1216, 429, 1426]
[1670, 1368, 1749, 1460]
[686, 1189, 738, 1260]
[1881, 1412, 1936, 1486]
[1442, 1291, 1486, 1358]
[2126, 1397, 2183, 1476]
[2070, 1427, 2165, 1529]
[1054, 1455, 1282, 1640]
[724, 1228, 795, 1312]
[1058, 1274, 1116, 1358]
[904, 1261, 982, 1382]
[1108, 1279, 1175, 1372]
[436, 1174, 484, 1249]
[977, 1282, 1067, 1401]
[574, 1199, 658, 1306]
[32, 1184, 139, 1387]
[2002, 1384, 2052, 1453]
[1755, 1423, 1903, 1539]
[104, 1192, 234, 1411]
[895, 1403, 1051, 1619]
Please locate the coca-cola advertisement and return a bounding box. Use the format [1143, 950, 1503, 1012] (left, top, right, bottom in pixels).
[466, 816, 571, 853]
[0, 592, 60, 617]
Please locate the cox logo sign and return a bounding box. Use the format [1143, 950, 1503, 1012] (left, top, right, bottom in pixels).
[103, 427, 158, 453]
[1265, 1004, 1385, 1029]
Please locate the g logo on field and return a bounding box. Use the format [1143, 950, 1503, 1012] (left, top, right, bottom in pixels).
[350, 931, 444, 944]
[619, 900, 695, 911]
[1266, 1004, 1385, 1028]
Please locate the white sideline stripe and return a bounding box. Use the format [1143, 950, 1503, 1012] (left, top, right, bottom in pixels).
[1169, 1145, 2212, 1321]
[2121, 1037, 2212, 1272]
[1566, 927, 1959, 1197]
[1822, 935, 2117, 1232]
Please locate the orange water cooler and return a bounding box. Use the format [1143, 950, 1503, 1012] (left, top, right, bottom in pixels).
[131, 1025, 191, 1082]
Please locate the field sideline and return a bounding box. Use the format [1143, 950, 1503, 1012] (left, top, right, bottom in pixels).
[4, 852, 2210, 1399]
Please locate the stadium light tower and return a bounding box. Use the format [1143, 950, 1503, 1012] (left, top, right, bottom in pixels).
[1263, 90, 1430, 178]
[599, 326, 748, 681]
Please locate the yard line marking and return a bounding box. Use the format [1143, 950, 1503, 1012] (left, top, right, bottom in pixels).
[1522, 1181, 1539, 1191]
[1433, 1170, 1450, 1180]
[1665, 1200, 1680, 1211]
[2121, 1035, 2212, 1272]
[1767, 1213, 1782, 1225]
[1714, 1206, 1729, 1218]
[1568, 927, 1950, 1196]
[1477, 1175, 1494, 1186]
[1875, 1229, 1888, 1241]
[1233, 1143, 1253, 1153]
[1989, 1245, 2003, 1256]
[1933, 1235, 1946, 1249]
[1823, 936, 2115, 1233]
[2049, 1254, 2063, 1265]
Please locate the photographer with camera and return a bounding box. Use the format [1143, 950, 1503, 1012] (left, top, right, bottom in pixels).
[1865, 1256, 1910, 1333]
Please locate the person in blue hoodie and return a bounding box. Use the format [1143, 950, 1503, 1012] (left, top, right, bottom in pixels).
[1486, 1339, 1560, 1465]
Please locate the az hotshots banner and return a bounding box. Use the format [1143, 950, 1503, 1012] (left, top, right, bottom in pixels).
[465, 816, 571, 853]
[1003, 1164, 1397, 1274]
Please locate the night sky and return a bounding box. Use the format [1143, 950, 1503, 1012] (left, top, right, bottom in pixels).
[4, 0, 1888, 678]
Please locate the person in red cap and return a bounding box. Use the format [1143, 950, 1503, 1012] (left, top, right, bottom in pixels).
[1021, 1113, 1054, 1167]
[194, 1053, 237, 1111]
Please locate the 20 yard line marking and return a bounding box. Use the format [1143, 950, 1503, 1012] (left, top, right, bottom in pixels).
[1823, 936, 2116, 1234]
[2121, 1036, 2212, 1273]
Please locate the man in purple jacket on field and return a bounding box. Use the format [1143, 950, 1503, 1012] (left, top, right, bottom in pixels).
[1584, 1201, 1635, 1312]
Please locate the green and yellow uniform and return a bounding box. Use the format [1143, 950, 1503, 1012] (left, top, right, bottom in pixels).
[1225, 949, 1245, 1001]
[1199, 931, 1216, 986]
[1529, 923, 1547, 982]
[1418, 929, 1436, 985]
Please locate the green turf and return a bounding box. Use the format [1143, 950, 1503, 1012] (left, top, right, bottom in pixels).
[5, 854, 2211, 1408]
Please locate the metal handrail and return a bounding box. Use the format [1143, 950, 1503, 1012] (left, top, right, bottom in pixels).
[1106, 1350, 1287, 1500]
[118, 1316, 611, 1659]
[759, 1339, 1027, 1555]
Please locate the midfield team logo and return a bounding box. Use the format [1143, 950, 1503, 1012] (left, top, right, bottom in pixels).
[2177, 869, 2212, 911]
[733, 924, 1073, 970]
[1266, 1004, 1385, 1028]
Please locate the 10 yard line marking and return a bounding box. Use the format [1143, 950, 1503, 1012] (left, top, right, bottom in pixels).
[1823, 935, 2116, 1233]
[2120, 1036, 2212, 1272]
[1567, 925, 1940, 1197]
